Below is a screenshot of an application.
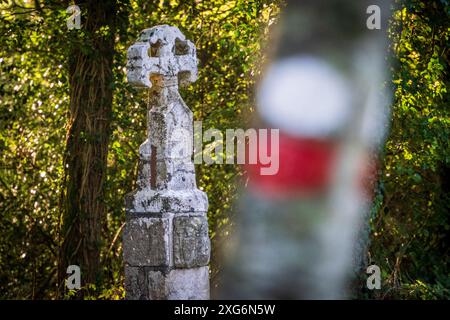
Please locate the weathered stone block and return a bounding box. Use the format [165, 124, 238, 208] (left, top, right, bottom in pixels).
[173, 216, 210, 268]
[124, 266, 147, 300]
[147, 269, 167, 300]
[126, 266, 210, 300]
[123, 216, 172, 266]
[147, 267, 210, 300]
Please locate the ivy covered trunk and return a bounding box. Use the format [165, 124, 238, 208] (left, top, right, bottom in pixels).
[59, 0, 117, 295]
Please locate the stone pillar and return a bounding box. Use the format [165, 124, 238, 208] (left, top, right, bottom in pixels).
[123, 25, 210, 300]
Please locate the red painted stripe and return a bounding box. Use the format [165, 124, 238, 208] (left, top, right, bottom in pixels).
[244, 133, 338, 198]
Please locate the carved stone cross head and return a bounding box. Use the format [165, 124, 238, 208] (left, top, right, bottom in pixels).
[127, 25, 198, 88]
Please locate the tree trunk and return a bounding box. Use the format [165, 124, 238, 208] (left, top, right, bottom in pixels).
[59, 0, 116, 296]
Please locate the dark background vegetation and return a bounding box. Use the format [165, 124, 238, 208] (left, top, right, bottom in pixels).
[0, 0, 448, 299]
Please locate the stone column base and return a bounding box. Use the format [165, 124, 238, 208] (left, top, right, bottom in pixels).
[125, 266, 210, 300]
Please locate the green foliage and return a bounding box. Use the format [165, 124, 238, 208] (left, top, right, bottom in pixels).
[0, 3, 69, 298]
[367, 0, 450, 299]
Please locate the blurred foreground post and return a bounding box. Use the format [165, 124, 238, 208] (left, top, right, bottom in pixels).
[221, 0, 392, 299]
[123, 25, 210, 300]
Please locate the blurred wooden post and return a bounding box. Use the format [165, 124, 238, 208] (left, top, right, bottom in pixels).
[221, 0, 392, 299]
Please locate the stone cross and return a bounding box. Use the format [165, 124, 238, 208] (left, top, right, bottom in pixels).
[123, 25, 210, 300]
